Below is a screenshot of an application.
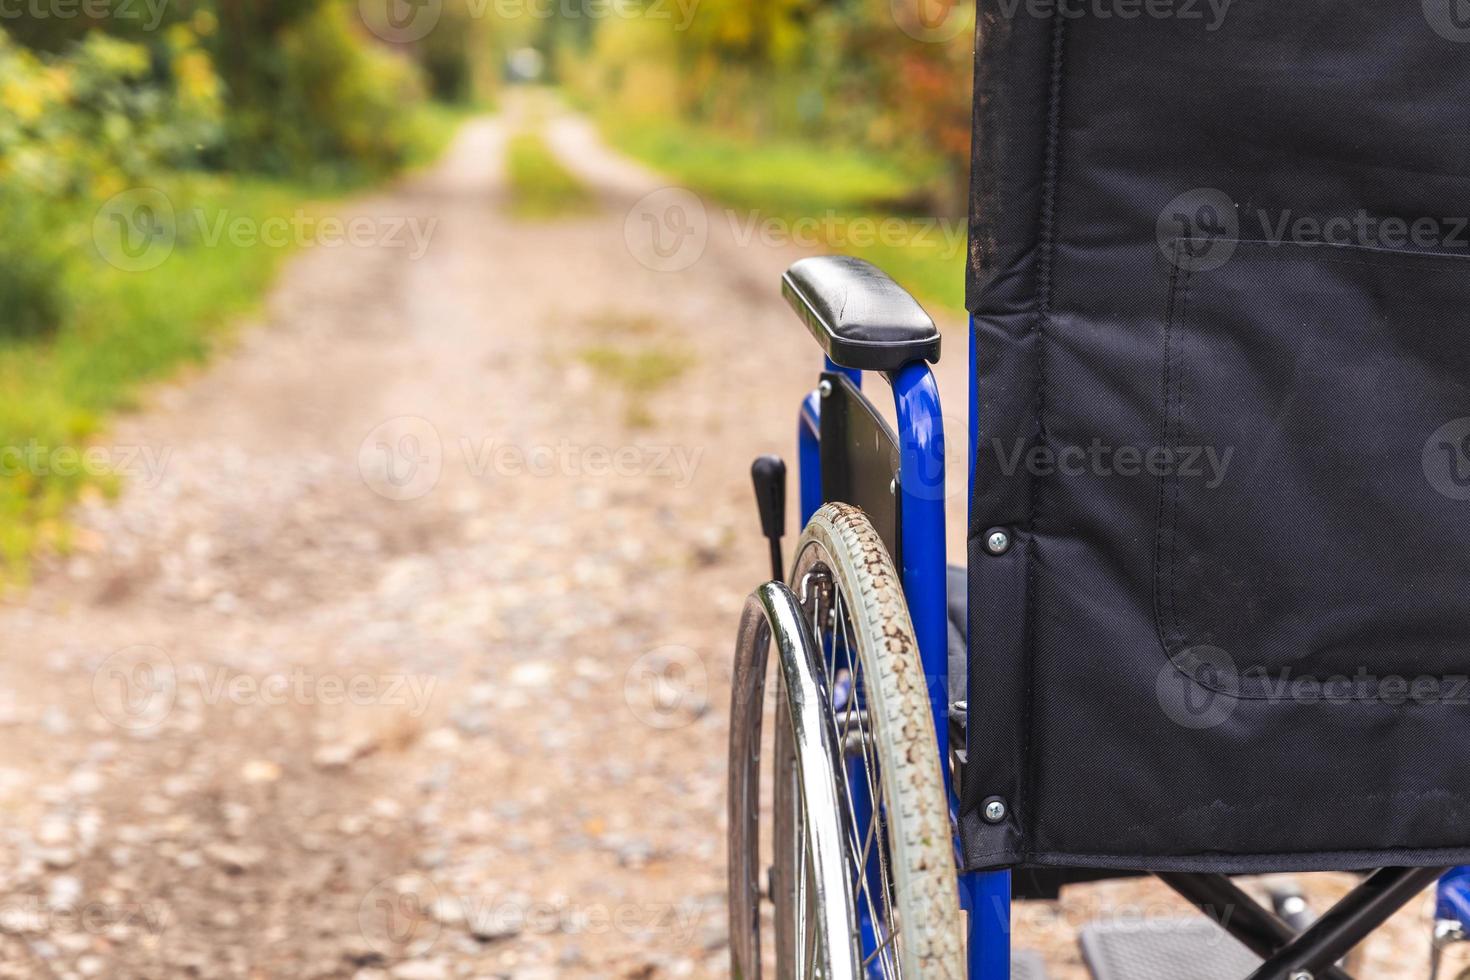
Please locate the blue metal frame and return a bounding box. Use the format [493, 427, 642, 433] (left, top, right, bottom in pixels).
[795, 324, 1013, 978]
[1439, 867, 1470, 932]
[963, 315, 1013, 980]
[799, 321, 1468, 980]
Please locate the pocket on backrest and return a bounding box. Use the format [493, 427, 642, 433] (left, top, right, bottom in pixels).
[1155, 240, 1470, 698]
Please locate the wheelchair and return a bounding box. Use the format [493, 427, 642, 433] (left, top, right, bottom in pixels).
[727, 5, 1470, 978]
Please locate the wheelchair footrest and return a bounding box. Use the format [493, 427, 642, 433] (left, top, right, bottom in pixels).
[1080, 918, 1262, 980]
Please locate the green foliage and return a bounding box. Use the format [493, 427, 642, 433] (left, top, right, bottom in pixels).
[562, 0, 975, 214]
[605, 116, 966, 312]
[505, 129, 595, 219]
[0, 5, 469, 573]
[215, 2, 428, 179]
[0, 23, 225, 198]
[0, 173, 307, 571]
[0, 187, 70, 341]
[417, 8, 476, 102]
[607, 118, 916, 213]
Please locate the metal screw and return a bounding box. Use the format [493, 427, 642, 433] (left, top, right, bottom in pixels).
[1289, 972, 1312, 980]
[984, 529, 1011, 556]
[889, 477, 897, 496]
[982, 798, 1007, 823]
[818, 379, 833, 398]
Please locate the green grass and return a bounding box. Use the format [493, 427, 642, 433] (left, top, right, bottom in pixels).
[0, 176, 320, 571]
[505, 130, 596, 220]
[0, 111, 468, 577]
[602, 118, 966, 313]
[580, 343, 693, 428]
[404, 100, 486, 170]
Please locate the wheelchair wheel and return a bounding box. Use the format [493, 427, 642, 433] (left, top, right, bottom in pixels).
[729, 503, 964, 979]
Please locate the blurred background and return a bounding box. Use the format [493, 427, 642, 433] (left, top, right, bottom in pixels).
[0, 0, 975, 564]
[0, 2, 1440, 978]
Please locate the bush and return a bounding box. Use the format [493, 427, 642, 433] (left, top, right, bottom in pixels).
[418, 10, 474, 103]
[216, 2, 428, 180]
[0, 187, 69, 341]
[0, 23, 225, 199]
[562, 0, 975, 215]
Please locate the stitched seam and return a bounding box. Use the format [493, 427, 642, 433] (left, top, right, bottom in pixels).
[1019, 11, 1068, 865]
[1026, 843, 1470, 861]
[1228, 239, 1470, 273]
[1154, 240, 1466, 701]
[1166, 267, 1191, 658]
[1152, 255, 1186, 673]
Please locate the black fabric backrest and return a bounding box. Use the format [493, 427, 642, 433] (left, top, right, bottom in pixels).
[964, 2, 1470, 872]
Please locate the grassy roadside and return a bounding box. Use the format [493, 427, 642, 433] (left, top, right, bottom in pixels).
[0, 108, 471, 576]
[602, 117, 967, 314]
[505, 129, 597, 219]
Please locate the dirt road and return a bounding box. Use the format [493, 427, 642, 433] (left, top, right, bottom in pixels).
[0, 101, 1438, 978]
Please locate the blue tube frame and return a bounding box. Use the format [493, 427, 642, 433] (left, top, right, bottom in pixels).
[799, 323, 1466, 979]
[794, 327, 1013, 978]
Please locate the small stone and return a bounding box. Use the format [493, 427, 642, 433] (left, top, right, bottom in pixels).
[616, 839, 656, 869]
[40, 707, 72, 735]
[468, 915, 522, 944]
[0, 907, 47, 935]
[313, 744, 357, 771]
[450, 707, 491, 737]
[76, 955, 106, 977]
[699, 919, 729, 951]
[204, 843, 266, 873]
[430, 897, 462, 927]
[423, 728, 460, 753]
[368, 798, 402, 821]
[36, 818, 72, 847]
[241, 760, 281, 784]
[413, 848, 446, 870]
[313, 738, 374, 771]
[47, 875, 82, 907]
[389, 960, 449, 980]
[40, 848, 76, 870]
[509, 662, 554, 688]
[67, 770, 102, 796]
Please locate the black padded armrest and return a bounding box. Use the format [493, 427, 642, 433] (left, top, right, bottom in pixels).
[780, 256, 941, 372]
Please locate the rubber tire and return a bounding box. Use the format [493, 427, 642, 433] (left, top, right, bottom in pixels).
[785, 502, 965, 979]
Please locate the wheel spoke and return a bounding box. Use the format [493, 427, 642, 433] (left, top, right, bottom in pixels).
[863, 924, 901, 969]
[767, 521, 962, 979]
[810, 564, 905, 977]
